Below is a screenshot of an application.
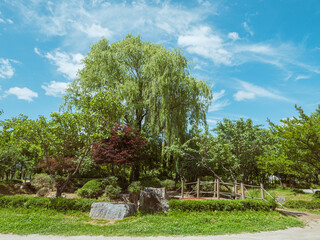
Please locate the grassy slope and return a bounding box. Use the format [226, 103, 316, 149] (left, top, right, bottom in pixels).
[0, 208, 302, 236]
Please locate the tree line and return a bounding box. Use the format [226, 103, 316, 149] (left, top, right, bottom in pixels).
[0, 35, 319, 197]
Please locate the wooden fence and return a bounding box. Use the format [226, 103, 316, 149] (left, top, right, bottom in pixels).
[180, 178, 266, 200]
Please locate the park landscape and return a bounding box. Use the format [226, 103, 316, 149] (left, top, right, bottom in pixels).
[0, 34, 320, 238]
[1, 1, 320, 239]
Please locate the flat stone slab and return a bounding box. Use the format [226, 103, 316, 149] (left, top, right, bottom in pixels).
[90, 202, 136, 220]
[302, 189, 320, 194]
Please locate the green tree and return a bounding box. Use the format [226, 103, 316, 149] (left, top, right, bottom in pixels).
[179, 119, 268, 183]
[0, 115, 39, 181]
[64, 34, 212, 150]
[263, 105, 320, 183]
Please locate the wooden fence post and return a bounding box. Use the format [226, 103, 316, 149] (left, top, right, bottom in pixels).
[181, 178, 184, 199]
[241, 183, 245, 199]
[197, 178, 200, 198]
[260, 183, 265, 200]
[234, 180, 238, 199]
[217, 179, 220, 199]
[213, 179, 217, 198]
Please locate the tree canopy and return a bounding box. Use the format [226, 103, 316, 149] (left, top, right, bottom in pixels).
[64, 34, 212, 148]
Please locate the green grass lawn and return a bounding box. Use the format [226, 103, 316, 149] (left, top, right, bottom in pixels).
[246, 186, 314, 202]
[0, 208, 303, 236]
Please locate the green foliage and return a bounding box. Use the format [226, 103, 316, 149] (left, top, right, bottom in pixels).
[64, 34, 212, 154]
[32, 173, 53, 189]
[36, 187, 51, 197]
[292, 188, 305, 194]
[284, 200, 320, 209]
[140, 176, 161, 188]
[128, 181, 142, 194]
[265, 105, 320, 179]
[313, 191, 320, 200]
[160, 179, 175, 191]
[76, 179, 103, 199]
[102, 176, 121, 199]
[104, 185, 121, 199]
[169, 199, 277, 212]
[0, 195, 95, 212]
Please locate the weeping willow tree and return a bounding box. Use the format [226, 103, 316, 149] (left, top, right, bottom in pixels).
[64, 35, 212, 177]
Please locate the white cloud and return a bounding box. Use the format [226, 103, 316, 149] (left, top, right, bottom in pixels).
[5, 87, 38, 102]
[76, 23, 112, 38]
[243, 22, 254, 36]
[178, 26, 232, 65]
[233, 91, 255, 101]
[42, 81, 69, 97]
[6, 19, 13, 24]
[0, 58, 15, 79]
[9, 1, 213, 49]
[45, 50, 84, 79]
[295, 75, 310, 81]
[34, 47, 41, 56]
[233, 80, 289, 102]
[0, 18, 5, 23]
[208, 89, 230, 112]
[228, 32, 240, 41]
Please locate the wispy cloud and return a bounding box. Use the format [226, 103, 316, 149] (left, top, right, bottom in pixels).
[208, 89, 229, 112]
[228, 32, 240, 41]
[42, 49, 84, 79]
[233, 80, 290, 102]
[178, 26, 232, 65]
[295, 75, 310, 81]
[0, 58, 17, 79]
[5, 87, 38, 102]
[243, 22, 254, 36]
[41, 81, 69, 97]
[9, 1, 214, 49]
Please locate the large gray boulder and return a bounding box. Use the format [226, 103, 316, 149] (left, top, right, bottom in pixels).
[138, 187, 169, 213]
[90, 202, 136, 220]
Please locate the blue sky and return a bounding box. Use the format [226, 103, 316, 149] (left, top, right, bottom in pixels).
[1, 0, 320, 128]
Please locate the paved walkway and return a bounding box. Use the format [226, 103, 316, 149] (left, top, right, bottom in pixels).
[1, 211, 320, 240]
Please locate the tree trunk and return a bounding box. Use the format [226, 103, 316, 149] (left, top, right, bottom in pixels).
[55, 174, 72, 197]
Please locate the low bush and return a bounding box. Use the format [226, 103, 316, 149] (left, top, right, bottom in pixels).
[128, 181, 142, 194]
[160, 179, 175, 191]
[169, 199, 277, 212]
[76, 179, 103, 199]
[313, 191, 320, 200]
[31, 174, 53, 189]
[0, 195, 95, 212]
[292, 188, 304, 194]
[101, 176, 121, 199]
[36, 187, 51, 197]
[284, 200, 320, 209]
[140, 176, 161, 188]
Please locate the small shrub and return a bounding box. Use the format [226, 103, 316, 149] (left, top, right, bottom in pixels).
[76, 179, 103, 198]
[0, 195, 95, 212]
[104, 185, 121, 199]
[160, 179, 175, 191]
[128, 181, 142, 194]
[140, 176, 161, 188]
[31, 174, 53, 189]
[128, 181, 142, 205]
[284, 200, 320, 209]
[292, 188, 304, 194]
[169, 199, 277, 212]
[313, 191, 320, 199]
[101, 176, 122, 199]
[36, 187, 51, 197]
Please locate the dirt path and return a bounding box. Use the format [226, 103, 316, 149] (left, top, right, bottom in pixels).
[1, 210, 320, 240]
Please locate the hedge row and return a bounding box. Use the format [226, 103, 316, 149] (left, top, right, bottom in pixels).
[283, 200, 320, 209]
[0, 195, 95, 212]
[169, 199, 277, 212]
